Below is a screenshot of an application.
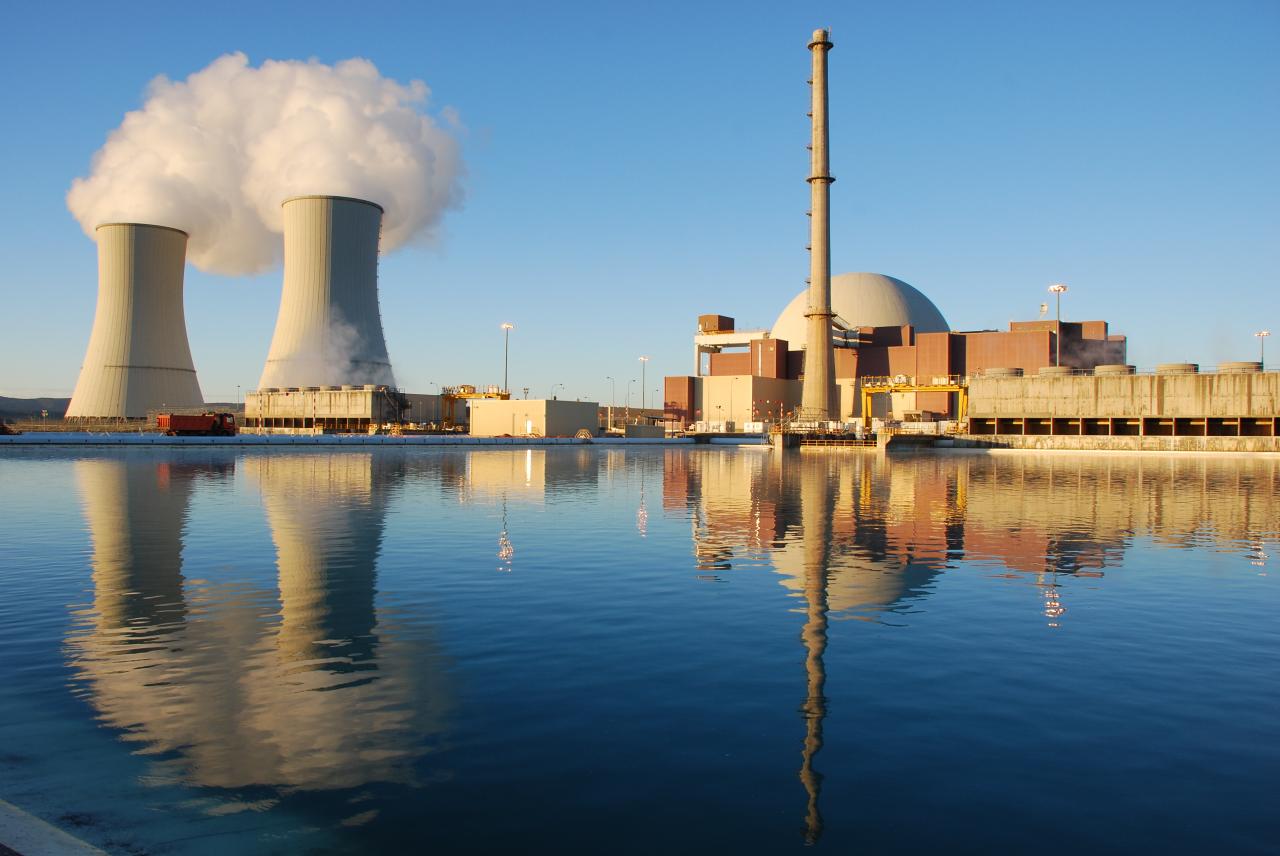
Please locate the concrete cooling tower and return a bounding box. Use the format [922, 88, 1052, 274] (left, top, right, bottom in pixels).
[258, 195, 396, 389]
[66, 223, 203, 418]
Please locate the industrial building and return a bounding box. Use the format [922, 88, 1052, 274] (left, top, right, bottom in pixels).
[67, 223, 204, 418]
[966, 364, 1279, 444]
[469, 398, 600, 438]
[666, 272, 1128, 428]
[243, 385, 462, 434]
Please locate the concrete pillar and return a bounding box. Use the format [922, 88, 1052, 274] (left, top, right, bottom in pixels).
[801, 29, 836, 420]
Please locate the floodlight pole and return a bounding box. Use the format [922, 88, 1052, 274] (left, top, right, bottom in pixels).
[1048, 284, 1068, 367]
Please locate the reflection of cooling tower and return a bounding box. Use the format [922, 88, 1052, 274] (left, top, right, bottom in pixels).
[68, 451, 451, 792]
[248, 453, 389, 667]
[67, 224, 203, 418]
[75, 457, 195, 627]
[258, 195, 395, 389]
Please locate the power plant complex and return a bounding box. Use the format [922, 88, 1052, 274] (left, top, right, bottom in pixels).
[47, 30, 1276, 450]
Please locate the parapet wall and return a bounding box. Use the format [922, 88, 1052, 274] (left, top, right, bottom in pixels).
[969, 371, 1280, 419]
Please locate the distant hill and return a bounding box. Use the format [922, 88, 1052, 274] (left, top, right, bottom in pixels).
[0, 397, 70, 420]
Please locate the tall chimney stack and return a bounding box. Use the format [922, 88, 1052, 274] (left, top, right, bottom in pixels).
[801, 28, 836, 420]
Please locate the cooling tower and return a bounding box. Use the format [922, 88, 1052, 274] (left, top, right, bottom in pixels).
[66, 223, 203, 418]
[258, 195, 395, 389]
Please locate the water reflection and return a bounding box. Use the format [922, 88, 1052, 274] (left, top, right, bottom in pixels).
[47, 447, 1277, 849]
[66, 453, 451, 796]
[671, 451, 1279, 613]
[665, 449, 1280, 841]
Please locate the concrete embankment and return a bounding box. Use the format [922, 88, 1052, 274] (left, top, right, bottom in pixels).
[0, 433, 759, 448]
[944, 435, 1280, 454]
[0, 799, 105, 855]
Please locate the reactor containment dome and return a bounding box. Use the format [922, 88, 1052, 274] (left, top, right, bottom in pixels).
[259, 195, 396, 390]
[67, 223, 204, 419]
[771, 272, 950, 347]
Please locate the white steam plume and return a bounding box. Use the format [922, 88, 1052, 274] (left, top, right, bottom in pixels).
[67, 53, 463, 275]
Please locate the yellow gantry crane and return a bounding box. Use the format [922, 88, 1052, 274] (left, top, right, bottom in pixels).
[440, 384, 510, 429]
[859, 375, 969, 431]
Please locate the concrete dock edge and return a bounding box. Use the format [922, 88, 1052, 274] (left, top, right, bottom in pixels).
[0, 800, 105, 856]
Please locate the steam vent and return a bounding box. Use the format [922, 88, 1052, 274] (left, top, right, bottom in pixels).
[259, 195, 396, 389]
[67, 223, 203, 418]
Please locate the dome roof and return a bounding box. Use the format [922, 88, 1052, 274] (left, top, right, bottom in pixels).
[770, 272, 949, 347]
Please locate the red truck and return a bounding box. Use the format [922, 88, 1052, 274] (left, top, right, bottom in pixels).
[157, 412, 237, 436]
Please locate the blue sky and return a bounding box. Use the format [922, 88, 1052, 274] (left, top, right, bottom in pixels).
[1, 0, 1276, 402]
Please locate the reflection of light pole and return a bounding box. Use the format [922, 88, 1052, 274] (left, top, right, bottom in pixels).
[1048, 283, 1068, 367]
[501, 323, 514, 393]
[639, 356, 650, 411]
[1257, 330, 1271, 367]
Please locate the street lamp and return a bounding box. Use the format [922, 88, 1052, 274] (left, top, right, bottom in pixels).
[626, 378, 636, 419]
[638, 356, 650, 411]
[501, 323, 514, 393]
[1048, 283, 1068, 367]
[605, 375, 616, 430]
[548, 383, 564, 400]
[1257, 330, 1271, 367]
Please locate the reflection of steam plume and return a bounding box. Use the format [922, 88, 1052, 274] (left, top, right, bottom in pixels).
[67, 53, 463, 276]
[67, 453, 451, 793]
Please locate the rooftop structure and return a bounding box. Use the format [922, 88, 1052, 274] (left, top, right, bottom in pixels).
[771, 273, 949, 346]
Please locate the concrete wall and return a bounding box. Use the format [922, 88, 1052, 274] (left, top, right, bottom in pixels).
[470, 399, 600, 437]
[247, 388, 379, 421]
[708, 352, 751, 376]
[969, 372, 1280, 418]
[952, 435, 1280, 453]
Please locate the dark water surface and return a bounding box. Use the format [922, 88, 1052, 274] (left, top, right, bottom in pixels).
[0, 447, 1276, 854]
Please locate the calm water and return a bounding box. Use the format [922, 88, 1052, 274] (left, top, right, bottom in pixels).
[0, 447, 1276, 854]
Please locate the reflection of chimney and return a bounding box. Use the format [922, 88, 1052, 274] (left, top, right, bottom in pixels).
[801, 29, 836, 420]
[259, 195, 395, 389]
[67, 223, 203, 418]
[797, 456, 831, 844]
